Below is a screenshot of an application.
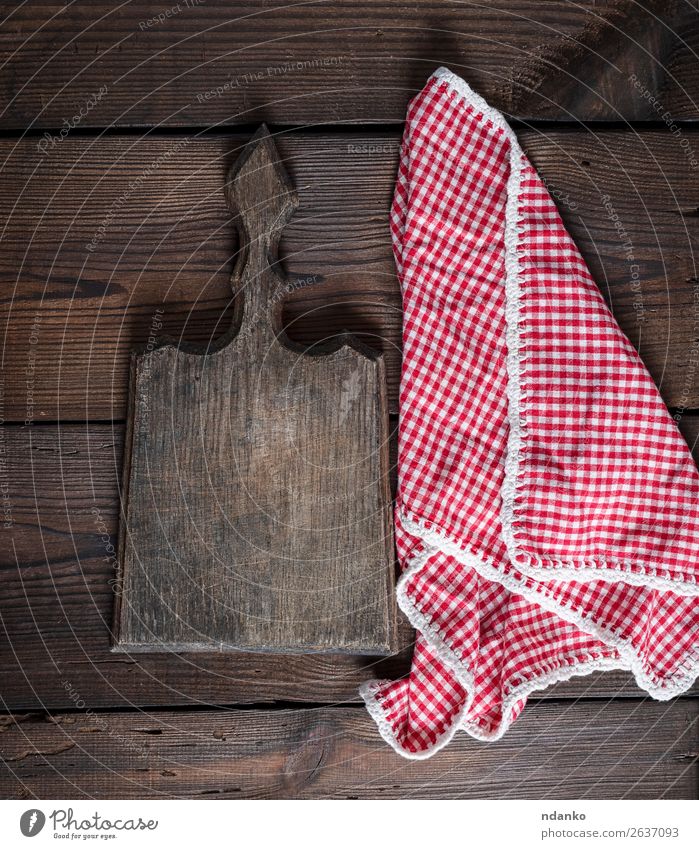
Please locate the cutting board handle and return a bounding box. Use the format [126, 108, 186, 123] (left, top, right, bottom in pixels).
[226, 125, 299, 340]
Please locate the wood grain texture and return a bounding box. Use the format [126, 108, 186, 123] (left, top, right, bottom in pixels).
[1, 0, 698, 128]
[0, 410, 412, 712]
[114, 127, 396, 654]
[0, 701, 696, 799]
[1, 423, 697, 709]
[2, 129, 699, 422]
[3, 0, 698, 803]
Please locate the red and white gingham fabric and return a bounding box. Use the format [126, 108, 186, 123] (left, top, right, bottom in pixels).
[360, 67, 699, 758]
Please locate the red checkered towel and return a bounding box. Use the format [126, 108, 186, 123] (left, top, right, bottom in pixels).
[360, 67, 699, 758]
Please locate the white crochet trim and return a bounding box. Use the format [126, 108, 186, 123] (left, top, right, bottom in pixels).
[360, 507, 699, 758]
[513, 556, 699, 595]
[434, 67, 699, 597]
[360, 521, 625, 759]
[360, 540, 477, 760]
[431, 67, 528, 567]
[362, 68, 699, 759]
[400, 507, 699, 702]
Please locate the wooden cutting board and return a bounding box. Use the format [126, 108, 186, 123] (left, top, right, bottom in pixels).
[112, 126, 397, 655]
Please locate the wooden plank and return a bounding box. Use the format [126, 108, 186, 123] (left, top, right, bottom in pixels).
[678, 415, 699, 452]
[0, 132, 403, 420]
[114, 127, 396, 655]
[1, 1, 697, 128]
[1, 423, 697, 709]
[0, 701, 696, 798]
[2, 129, 699, 422]
[0, 423, 412, 710]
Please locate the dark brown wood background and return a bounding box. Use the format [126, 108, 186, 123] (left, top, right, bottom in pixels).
[0, 0, 698, 799]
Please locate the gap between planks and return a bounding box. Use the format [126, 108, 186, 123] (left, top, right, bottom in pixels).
[3, 130, 699, 421]
[0, 700, 696, 799]
[1, 422, 698, 710]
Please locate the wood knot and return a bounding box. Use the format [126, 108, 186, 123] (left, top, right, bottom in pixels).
[281, 726, 330, 792]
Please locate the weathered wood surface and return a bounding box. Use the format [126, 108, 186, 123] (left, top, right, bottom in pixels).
[1, 1, 697, 128]
[0, 701, 696, 799]
[1, 422, 697, 710]
[2, 129, 699, 422]
[2, 0, 698, 802]
[114, 127, 396, 655]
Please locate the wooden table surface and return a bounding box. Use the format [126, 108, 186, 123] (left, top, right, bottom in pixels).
[0, 0, 698, 799]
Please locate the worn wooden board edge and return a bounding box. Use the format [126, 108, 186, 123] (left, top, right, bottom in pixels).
[0, 700, 696, 799]
[111, 350, 138, 654]
[112, 129, 397, 655]
[1, 420, 697, 707]
[112, 363, 398, 656]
